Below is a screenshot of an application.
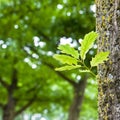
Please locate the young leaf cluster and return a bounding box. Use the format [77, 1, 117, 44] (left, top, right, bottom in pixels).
[53, 31, 109, 77]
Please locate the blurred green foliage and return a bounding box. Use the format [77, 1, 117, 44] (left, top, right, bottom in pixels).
[0, 0, 97, 120]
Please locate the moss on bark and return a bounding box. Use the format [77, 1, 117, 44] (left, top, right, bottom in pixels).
[96, 0, 120, 119]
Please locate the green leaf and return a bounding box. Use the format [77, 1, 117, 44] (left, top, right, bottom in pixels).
[53, 54, 78, 65]
[90, 51, 109, 67]
[58, 44, 79, 59]
[55, 65, 81, 71]
[80, 31, 98, 60]
[79, 70, 90, 73]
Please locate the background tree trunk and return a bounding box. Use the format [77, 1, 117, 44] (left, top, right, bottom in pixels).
[3, 97, 15, 120]
[2, 63, 17, 120]
[96, 0, 120, 119]
[68, 76, 87, 120]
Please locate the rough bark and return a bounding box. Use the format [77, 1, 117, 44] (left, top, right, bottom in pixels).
[96, 0, 120, 119]
[68, 76, 87, 120]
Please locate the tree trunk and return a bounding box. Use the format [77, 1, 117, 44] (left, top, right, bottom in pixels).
[96, 0, 120, 119]
[3, 96, 15, 120]
[68, 76, 87, 120]
[2, 64, 17, 120]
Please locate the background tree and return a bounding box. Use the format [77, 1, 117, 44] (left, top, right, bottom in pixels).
[0, 0, 97, 120]
[96, 0, 120, 119]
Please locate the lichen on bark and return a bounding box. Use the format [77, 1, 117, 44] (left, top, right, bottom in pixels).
[96, 0, 120, 119]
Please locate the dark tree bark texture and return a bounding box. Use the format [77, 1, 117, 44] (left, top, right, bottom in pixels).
[96, 0, 120, 119]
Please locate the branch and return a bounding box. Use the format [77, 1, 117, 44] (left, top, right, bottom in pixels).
[15, 85, 41, 115]
[34, 27, 51, 41]
[43, 62, 76, 86]
[15, 97, 35, 116]
[10, 68, 18, 90]
[57, 72, 76, 86]
[0, 78, 9, 89]
[26, 85, 38, 93]
[0, 58, 18, 93]
[22, 44, 76, 86]
[0, 103, 4, 108]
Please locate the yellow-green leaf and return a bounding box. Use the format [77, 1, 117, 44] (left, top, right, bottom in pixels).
[53, 54, 78, 65]
[58, 44, 79, 59]
[79, 70, 90, 73]
[55, 65, 81, 71]
[80, 31, 98, 60]
[90, 51, 109, 67]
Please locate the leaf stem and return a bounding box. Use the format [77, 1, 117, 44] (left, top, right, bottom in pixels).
[79, 60, 96, 78]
